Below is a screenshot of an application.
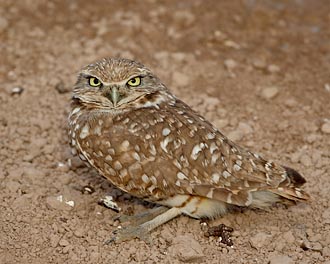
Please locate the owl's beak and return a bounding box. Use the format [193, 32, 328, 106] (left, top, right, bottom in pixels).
[105, 86, 120, 106]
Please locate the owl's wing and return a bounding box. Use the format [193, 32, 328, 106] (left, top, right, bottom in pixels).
[157, 100, 310, 206]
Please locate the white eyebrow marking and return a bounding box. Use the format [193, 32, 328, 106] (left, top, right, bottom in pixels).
[81, 70, 144, 86]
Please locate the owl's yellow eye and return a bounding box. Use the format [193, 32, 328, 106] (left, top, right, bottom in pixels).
[89, 77, 101, 87]
[127, 77, 141, 87]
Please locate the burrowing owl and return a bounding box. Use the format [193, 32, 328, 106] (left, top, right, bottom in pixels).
[68, 58, 309, 243]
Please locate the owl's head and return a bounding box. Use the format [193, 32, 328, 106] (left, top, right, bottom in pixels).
[73, 58, 168, 110]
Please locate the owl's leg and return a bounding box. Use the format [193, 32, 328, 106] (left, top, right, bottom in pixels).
[106, 207, 181, 244]
[114, 206, 168, 226]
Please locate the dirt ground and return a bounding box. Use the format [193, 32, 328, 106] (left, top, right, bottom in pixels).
[1, 0, 330, 263]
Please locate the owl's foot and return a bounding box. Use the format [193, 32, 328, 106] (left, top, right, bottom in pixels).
[106, 207, 182, 244]
[105, 225, 151, 244]
[114, 206, 168, 226]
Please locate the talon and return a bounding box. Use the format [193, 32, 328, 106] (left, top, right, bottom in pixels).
[106, 225, 151, 244]
[104, 237, 116, 245]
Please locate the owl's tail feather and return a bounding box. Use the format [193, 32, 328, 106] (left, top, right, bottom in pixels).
[270, 186, 310, 202]
[250, 166, 310, 209]
[283, 166, 307, 187]
[270, 166, 310, 201]
[250, 187, 310, 210]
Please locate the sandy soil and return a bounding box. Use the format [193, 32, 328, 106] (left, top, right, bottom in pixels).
[1, 0, 330, 263]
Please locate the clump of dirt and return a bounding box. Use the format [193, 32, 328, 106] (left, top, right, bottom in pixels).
[1, 1, 330, 263]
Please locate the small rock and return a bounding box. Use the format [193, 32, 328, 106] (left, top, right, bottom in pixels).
[267, 64, 280, 73]
[46, 195, 73, 211]
[278, 120, 289, 130]
[0, 16, 8, 32]
[55, 80, 71, 94]
[22, 153, 37, 162]
[214, 119, 229, 129]
[82, 185, 95, 194]
[284, 98, 297, 108]
[202, 96, 221, 112]
[62, 245, 73, 254]
[237, 122, 253, 135]
[74, 227, 85, 238]
[6, 180, 21, 193]
[321, 122, 330, 134]
[12, 194, 33, 209]
[249, 232, 272, 249]
[224, 40, 240, 49]
[269, 255, 293, 264]
[305, 134, 319, 144]
[172, 72, 190, 87]
[11, 87, 24, 95]
[323, 246, 330, 257]
[227, 130, 243, 141]
[57, 162, 70, 172]
[59, 239, 70, 247]
[90, 252, 100, 262]
[168, 234, 204, 262]
[98, 195, 121, 212]
[224, 59, 237, 71]
[310, 242, 323, 251]
[49, 234, 61, 248]
[322, 209, 330, 224]
[324, 83, 330, 92]
[282, 231, 295, 244]
[214, 30, 226, 39]
[300, 154, 312, 167]
[260, 86, 279, 100]
[252, 58, 267, 69]
[23, 167, 45, 184]
[300, 240, 323, 252]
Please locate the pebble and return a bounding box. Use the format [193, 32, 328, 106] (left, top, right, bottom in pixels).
[323, 247, 330, 258]
[59, 238, 70, 247]
[46, 195, 73, 211]
[322, 209, 330, 224]
[227, 130, 243, 141]
[267, 64, 280, 73]
[324, 83, 330, 92]
[0, 16, 8, 32]
[57, 162, 70, 172]
[11, 86, 24, 95]
[227, 122, 253, 141]
[224, 59, 237, 71]
[168, 234, 204, 262]
[55, 80, 71, 94]
[49, 234, 60, 247]
[172, 72, 190, 87]
[23, 167, 45, 184]
[284, 98, 297, 108]
[300, 154, 312, 167]
[269, 255, 293, 264]
[224, 40, 240, 49]
[300, 240, 323, 252]
[90, 252, 100, 262]
[305, 134, 319, 144]
[203, 96, 221, 112]
[252, 58, 267, 69]
[321, 122, 330, 134]
[214, 119, 229, 129]
[282, 231, 295, 244]
[6, 180, 21, 193]
[260, 86, 279, 100]
[74, 228, 85, 238]
[237, 122, 253, 135]
[249, 232, 272, 249]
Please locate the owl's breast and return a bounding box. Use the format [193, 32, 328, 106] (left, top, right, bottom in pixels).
[69, 106, 180, 199]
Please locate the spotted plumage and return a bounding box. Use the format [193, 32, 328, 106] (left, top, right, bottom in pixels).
[68, 58, 309, 242]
